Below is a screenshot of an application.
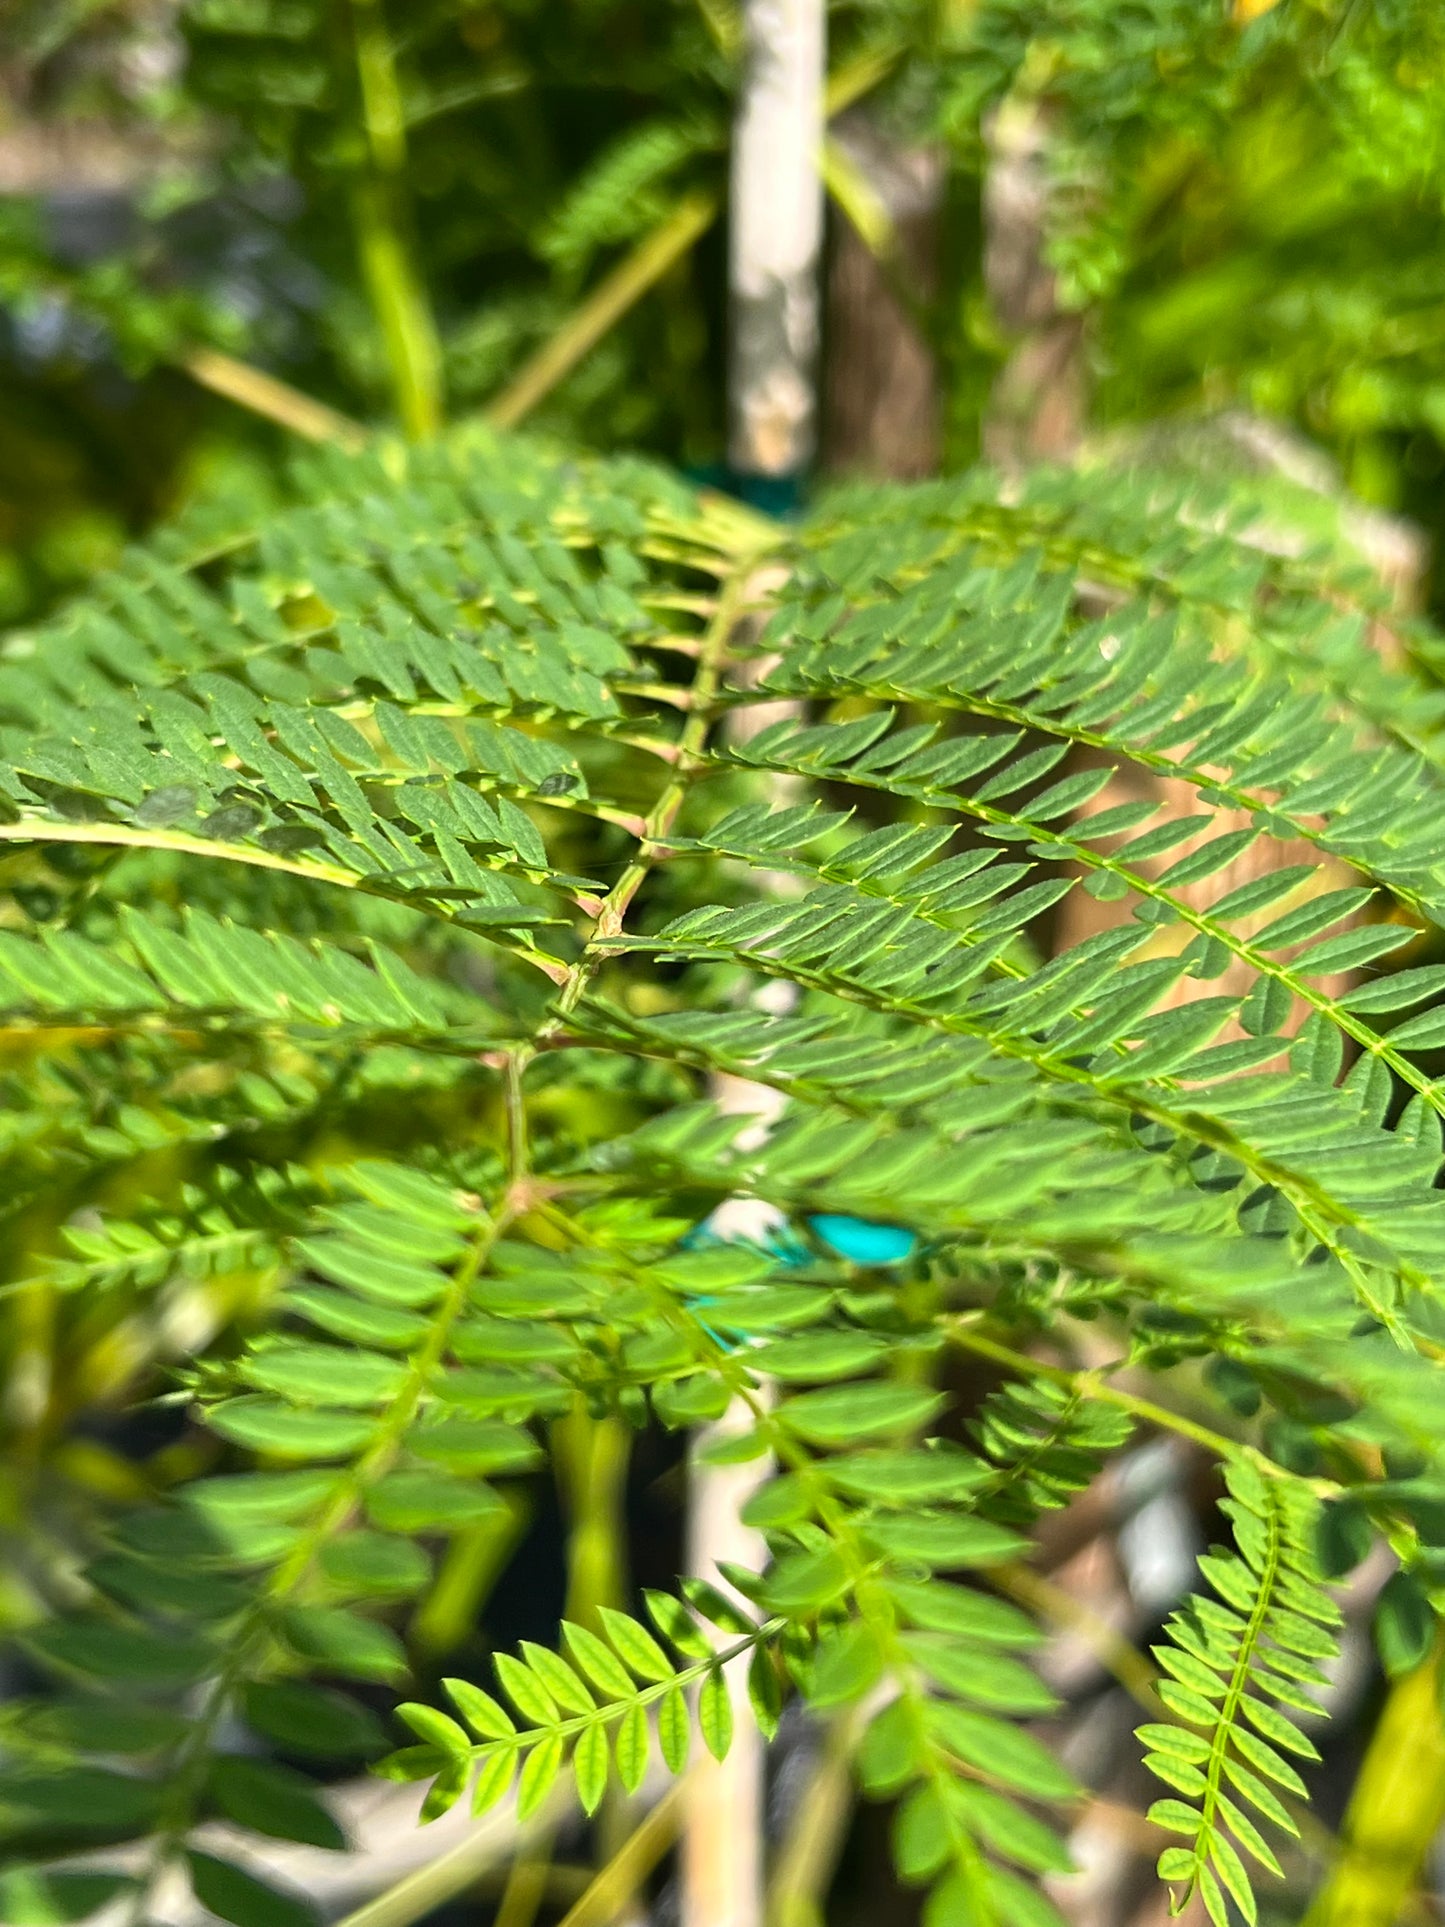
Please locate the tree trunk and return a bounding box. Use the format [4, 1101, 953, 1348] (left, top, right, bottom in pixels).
[982, 97, 1085, 470]
[1051, 418, 1424, 1024]
[821, 111, 942, 481]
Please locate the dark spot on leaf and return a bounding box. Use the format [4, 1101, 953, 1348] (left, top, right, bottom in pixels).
[133, 784, 197, 828]
[199, 803, 263, 840]
[14, 886, 59, 922]
[536, 771, 578, 797]
[258, 824, 325, 855]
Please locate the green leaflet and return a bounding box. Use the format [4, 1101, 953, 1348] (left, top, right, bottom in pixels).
[1139, 1463, 1339, 1915]
[186, 1853, 318, 1927]
[207, 1756, 347, 1851]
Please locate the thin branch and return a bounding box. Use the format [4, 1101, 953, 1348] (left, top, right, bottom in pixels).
[945, 1321, 1343, 1493]
[0, 817, 571, 985]
[179, 347, 370, 450]
[988, 1562, 1165, 1717]
[765, 1702, 872, 1927]
[485, 192, 719, 432]
[541, 550, 773, 1033]
[555, 1784, 686, 1927]
[505, 1051, 530, 1189]
[494, 1841, 555, 1927]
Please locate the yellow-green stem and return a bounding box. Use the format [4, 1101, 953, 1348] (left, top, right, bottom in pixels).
[486, 193, 718, 433]
[180, 347, 369, 449]
[553, 1399, 631, 1630]
[346, 0, 443, 437]
[557, 1784, 686, 1927]
[411, 1491, 532, 1656]
[1304, 1633, 1445, 1927]
[765, 1702, 869, 1927]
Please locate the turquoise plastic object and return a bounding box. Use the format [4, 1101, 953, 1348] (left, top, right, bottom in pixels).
[807, 1214, 918, 1266]
[677, 1210, 916, 1353]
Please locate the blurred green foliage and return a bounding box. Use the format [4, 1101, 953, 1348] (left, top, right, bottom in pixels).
[4, 0, 1445, 620]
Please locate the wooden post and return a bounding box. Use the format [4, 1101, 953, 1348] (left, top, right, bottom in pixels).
[728, 0, 827, 480]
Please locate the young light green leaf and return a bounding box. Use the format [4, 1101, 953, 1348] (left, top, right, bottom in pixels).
[396, 1704, 471, 1756]
[573, 1722, 609, 1815]
[644, 1588, 713, 1659]
[598, 1606, 673, 1683]
[494, 1651, 559, 1726]
[747, 1644, 783, 1739]
[516, 1733, 564, 1820]
[698, 1665, 733, 1762]
[471, 1747, 517, 1816]
[562, 1620, 638, 1699]
[614, 1702, 649, 1794]
[444, 1678, 517, 1740]
[520, 1642, 595, 1716]
[658, 1684, 690, 1773]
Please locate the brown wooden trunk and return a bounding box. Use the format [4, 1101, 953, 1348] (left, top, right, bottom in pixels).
[982, 97, 1086, 469]
[821, 111, 943, 481]
[1052, 418, 1425, 1021]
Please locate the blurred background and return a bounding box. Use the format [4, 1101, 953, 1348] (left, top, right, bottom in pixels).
[4, 4, 1445, 1925]
[5, 0, 1445, 623]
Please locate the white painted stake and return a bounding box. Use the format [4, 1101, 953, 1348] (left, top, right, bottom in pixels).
[683, 22, 825, 1912]
[680, 1399, 773, 1927]
[728, 0, 827, 477]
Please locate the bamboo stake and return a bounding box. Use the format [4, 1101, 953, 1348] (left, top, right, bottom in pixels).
[681, 1398, 774, 1927]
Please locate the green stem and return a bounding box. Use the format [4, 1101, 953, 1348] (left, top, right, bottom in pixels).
[457, 1624, 782, 1768]
[989, 1562, 1165, 1715]
[946, 1322, 1340, 1490]
[765, 1701, 870, 1927]
[556, 1783, 686, 1927]
[506, 1050, 530, 1188]
[411, 1494, 532, 1656]
[130, 1206, 507, 1921]
[554, 1401, 632, 1630]
[493, 1845, 554, 1927]
[333, 1820, 556, 1927]
[1190, 1488, 1284, 1904]
[346, 0, 443, 438]
[1303, 1632, 1445, 1927]
[543, 553, 769, 1035]
[485, 193, 719, 433]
